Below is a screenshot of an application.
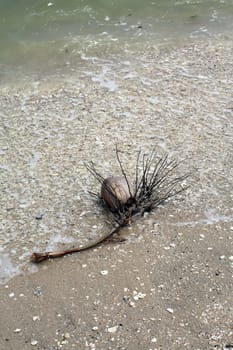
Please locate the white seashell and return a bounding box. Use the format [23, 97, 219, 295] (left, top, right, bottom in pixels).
[107, 325, 118, 333]
[100, 270, 108, 276]
[13, 329, 21, 333]
[31, 340, 38, 346]
[166, 308, 174, 314]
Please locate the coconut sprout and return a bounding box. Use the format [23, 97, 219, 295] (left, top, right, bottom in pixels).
[30, 147, 189, 263]
[86, 146, 189, 228]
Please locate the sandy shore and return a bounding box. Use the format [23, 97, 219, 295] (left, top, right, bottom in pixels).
[0, 40, 233, 349]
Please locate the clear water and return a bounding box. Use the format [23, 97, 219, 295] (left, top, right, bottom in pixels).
[0, 0, 233, 70]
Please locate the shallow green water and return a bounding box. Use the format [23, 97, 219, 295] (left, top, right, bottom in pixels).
[0, 0, 233, 71]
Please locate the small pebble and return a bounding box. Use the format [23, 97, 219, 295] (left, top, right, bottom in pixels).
[100, 270, 108, 276]
[33, 287, 42, 296]
[13, 329, 21, 333]
[35, 213, 44, 220]
[151, 337, 157, 343]
[166, 308, 174, 314]
[31, 340, 38, 346]
[133, 292, 146, 301]
[32, 316, 40, 321]
[107, 326, 118, 333]
[9, 293, 15, 298]
[129, 301, 136, 307]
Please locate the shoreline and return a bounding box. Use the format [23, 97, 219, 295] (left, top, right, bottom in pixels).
[1, 37, 233, 280]
[1, 35, 233, 87]
[0, 38, 233, 349]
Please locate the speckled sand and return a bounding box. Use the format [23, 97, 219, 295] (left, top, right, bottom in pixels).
[0, 40, 233, 349]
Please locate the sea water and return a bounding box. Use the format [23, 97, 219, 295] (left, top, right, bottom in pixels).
[0, 0, 233, 73]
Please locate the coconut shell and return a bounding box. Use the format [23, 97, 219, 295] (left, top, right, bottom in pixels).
[101, 176, 131, 210]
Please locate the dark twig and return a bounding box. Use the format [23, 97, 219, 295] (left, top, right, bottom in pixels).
[115, 145, 133, 199]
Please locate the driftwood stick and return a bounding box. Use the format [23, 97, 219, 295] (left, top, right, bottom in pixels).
[30, 225, 121, 263]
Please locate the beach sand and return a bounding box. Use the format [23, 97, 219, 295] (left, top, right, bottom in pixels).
[0, 40, 233, 349]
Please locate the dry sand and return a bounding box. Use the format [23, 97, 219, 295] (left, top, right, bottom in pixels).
[0, 40, 233, 349]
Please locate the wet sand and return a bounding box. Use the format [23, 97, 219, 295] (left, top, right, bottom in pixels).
[0, 40, 233, 349]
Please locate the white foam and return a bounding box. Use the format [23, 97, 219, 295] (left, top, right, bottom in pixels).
[46, 234, 76, 251]
[0, 253, 22, 285]
[84, 67, 118, 92]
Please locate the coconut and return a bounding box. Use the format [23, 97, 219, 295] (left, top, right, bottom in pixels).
[101, 176, 131, 211]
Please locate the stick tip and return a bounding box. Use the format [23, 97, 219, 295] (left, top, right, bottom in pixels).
[30, 252, 48, 263]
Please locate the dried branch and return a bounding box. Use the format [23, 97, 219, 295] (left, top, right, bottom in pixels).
[115, 145, 133, 199]
[30, 225, 123, 263]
